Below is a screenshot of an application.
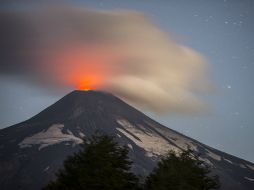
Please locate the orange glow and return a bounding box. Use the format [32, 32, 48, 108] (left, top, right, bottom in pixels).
[45, 46, 117, 91]
[78, 83, 92, 91]
[76, 75, 102, 91]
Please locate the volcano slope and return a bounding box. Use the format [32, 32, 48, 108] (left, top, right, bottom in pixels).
[0, 90, 254, 190]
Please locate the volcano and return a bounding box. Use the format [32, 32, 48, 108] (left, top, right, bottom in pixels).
[0, 90, 254, 190]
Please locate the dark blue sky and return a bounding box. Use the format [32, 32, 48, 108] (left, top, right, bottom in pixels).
[0, 0, 254, 162]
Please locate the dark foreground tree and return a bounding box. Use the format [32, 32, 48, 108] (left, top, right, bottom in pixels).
[144, 150, 220, 190]
[43, 134, 140, 190]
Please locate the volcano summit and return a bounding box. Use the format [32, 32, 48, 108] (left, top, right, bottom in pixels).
[0, 90, 253, 190]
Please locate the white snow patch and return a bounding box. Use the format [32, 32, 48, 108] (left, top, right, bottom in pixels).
[117, 134, 121, 138]
[127, 143, 133, 150]
[137, 124, 152, 133]
[67, 129, 73, 135]
[116, 119, 179, 156]
[199, 157, 213, 166]
[19, 144, 32, 148]
[79, 132, 85, 138]
[240, 164, 247, 169]
[224, 158, 233, 164]
[247, 164, 254, 171]
[146, 152, 156, 158]
[43, 166, 50, 172]
[244, 177, 254, 181]
[19, 124, 83, 150]
[144, 121, 198, 151]
[206, 150, 221, 161]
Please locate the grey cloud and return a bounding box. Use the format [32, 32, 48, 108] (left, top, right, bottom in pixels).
[0, 3, 211, 114]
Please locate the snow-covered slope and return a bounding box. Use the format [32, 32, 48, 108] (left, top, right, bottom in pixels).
[0, 90, 253, 190]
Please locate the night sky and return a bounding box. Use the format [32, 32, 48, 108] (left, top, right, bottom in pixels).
[0, 0, 254, 162]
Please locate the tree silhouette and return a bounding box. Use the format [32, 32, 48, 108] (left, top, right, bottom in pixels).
[43, 134, 140, 190]
[144, 149, 220, 190]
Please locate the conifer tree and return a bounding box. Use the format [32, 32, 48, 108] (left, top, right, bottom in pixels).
[144, 150, 220, 190]
[43, 134, 140, 190]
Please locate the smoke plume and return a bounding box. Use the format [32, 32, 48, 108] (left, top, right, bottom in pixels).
[0, 3, 211, 113]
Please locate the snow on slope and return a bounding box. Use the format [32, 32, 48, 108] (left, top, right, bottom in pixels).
[145, 120, 198, 151]
[116, 118, 223, 166]
[116, 119, 179, 157]
[247, 164, 254, 171]
[206, 149, 221, 161]
[244, 177, 254, 181]
[19, 124, 83, 150]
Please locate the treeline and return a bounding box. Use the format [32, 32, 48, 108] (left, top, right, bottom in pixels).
[43, 134, 220, 190]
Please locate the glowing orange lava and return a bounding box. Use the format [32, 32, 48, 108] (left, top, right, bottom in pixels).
[78, 83, 92, 91]
[76, 75, 102, 91]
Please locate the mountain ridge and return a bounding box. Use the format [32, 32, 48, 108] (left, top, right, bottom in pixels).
[0, 90, 254, 190]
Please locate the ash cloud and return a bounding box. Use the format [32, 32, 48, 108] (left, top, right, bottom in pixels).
[0, 3, 211, 114]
